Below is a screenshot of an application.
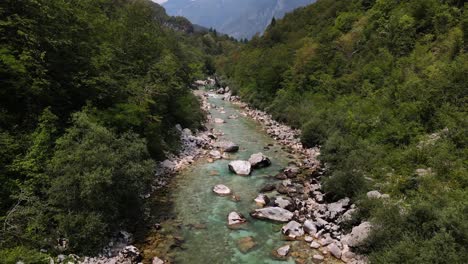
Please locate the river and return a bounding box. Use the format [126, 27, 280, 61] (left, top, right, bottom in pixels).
[141, 92, 314, 263]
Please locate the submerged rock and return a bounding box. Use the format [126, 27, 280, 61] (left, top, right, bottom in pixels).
[228, 211, 247, 227]
[236, 236, 257, 254]
[228, 160, 251, 175]
[248, 153, 271, 169]
[213, 184, 231, 196]
[250, 207, 293, 222]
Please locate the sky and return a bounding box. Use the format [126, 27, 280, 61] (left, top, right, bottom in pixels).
[151, 0, 168, 4]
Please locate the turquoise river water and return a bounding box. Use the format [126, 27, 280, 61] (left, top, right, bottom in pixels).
[144, 93, 304, 264]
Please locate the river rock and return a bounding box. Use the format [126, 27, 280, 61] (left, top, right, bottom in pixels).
[342, 221, 372, 247]
[236, 236, 257, 253]
[250, 207, 294, 222]
[310, 241, 321, 249]
[254, 194, 270, 206]
[312, 254, 324, 263]
[281, 220, 304, 238]
[118, 246, 142, 263]
[260, 184, 276, 192]
[228, 160, 251, 175]
[213, 184, 231, 196]
[274, 196, 294, 211]
[275, 244, 290, 258]
[303, 219, 318, 235]
[209, 150, 222, 159]
[214, 118, 225, 124]
[284, 165, 300, 178]
[152, 257, 164, 264]
[327, 243, 342, 259]
[228, 211, 247, 227]
[214, 141, 239, 152]
[248, 153, 271, 169]
[217, 87, 225, 94]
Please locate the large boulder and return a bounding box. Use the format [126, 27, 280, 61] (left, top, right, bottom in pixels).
[248, 153, 271, 169]
[250, 207, 294, 222]
[213, 184, 231, 196]
[342, 221, 372, 247]
[228, 160, 251, 176]
[216, 87, 225, 94]
[214, 141, 239, 152]
[228, 211, 247, 227]
[281, 221, 304, 239]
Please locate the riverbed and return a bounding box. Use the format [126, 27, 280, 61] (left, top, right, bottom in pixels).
[142, 92, 303, 263]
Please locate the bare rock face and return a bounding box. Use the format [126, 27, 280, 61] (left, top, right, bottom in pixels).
[342, 221, 372, 247]
[228, 160, 252, 175]
[250, 207, 294, 222]
[248, 152, 271, 169]
[228, 211, 247, 227]
[281, 220, 304, 239]
[213, 184, 231, 196]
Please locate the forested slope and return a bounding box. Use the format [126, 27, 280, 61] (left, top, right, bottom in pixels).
[218, 0, 467, 262]
[0, 0, 235, 260]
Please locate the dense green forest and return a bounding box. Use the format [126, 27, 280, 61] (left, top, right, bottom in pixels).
[218, 0, 467, 262]
[0, 0, 236, 260]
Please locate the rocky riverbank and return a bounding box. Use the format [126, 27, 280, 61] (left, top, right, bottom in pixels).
[217, 87, 370, 264]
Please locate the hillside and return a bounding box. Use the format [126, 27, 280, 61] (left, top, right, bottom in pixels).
[161, 0, 315, 39]
[0, 0, 236, 259]
[218, 0, 468, 262]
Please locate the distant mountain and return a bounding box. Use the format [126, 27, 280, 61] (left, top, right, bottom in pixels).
[159, 0, 315, 39]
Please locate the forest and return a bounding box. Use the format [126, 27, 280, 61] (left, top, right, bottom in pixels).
[218, 0, 467, 262]
[0, 0, 236, 261]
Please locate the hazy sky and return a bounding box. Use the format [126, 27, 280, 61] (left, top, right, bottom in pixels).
[151, 0, 168, 4]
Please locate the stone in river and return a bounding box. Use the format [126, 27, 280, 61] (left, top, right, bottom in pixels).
[248, 152, 271, 169]
[260, 184, 276, 192]
[276, 245, 291, 258]
[213, 184, 231, 196]
[214, 118, 225, 124]
[254, 194, 270, 206]
[327, 243, 342, 259]
[228, 160, 251, 176]
[209, 150, 222, 159]
[312, 254, 324, 263]
[228, 211, 247, 227]
[214, 141, 239, 152]
[236, 236, 257, 254]
[281, 220, 304, 239]
[250, 207, 294, 222]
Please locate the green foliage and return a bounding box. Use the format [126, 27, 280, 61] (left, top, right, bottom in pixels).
[218, 0, 467, 261]
[0, 0, 236, 256]
[0, 246, 49, 264]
